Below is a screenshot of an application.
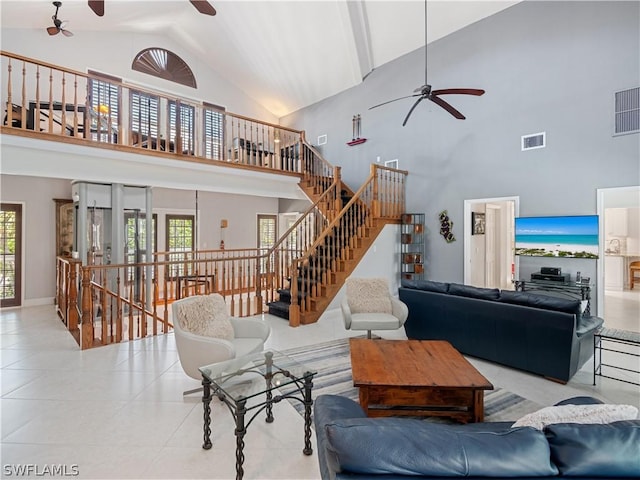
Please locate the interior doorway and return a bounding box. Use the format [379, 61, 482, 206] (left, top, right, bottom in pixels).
[464, 196, 519, 290]
[596, 186, 640, 331]
[0, 203, 22, 307]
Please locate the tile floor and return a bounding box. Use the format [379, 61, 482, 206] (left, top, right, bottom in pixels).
[1, 304, 639, 479]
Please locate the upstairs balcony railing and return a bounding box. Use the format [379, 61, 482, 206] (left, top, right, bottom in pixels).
[1, 51, 305, 175]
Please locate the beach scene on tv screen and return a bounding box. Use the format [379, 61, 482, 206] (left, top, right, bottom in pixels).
[515, 215, 599, 258]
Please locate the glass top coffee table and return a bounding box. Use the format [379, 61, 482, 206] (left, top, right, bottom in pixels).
[199, 350, 316, 480]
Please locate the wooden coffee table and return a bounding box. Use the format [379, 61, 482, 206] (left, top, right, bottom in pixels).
[350, 338, 493, 423]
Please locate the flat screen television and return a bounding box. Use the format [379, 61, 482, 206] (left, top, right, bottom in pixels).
[515, 215, 599, 258]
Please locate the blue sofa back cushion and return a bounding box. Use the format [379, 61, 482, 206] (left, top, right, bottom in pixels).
[448, 283, 500, 300]
[499, 290, 582, 316]
[401, 279, 449, 293]
[324, 417, 558, 477]
[546, 420, 640, 477]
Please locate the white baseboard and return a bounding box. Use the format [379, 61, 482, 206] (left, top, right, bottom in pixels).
[23, 297, 55, 307]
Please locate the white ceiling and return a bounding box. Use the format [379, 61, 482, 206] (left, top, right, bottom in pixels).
[0, 0, 519, 117]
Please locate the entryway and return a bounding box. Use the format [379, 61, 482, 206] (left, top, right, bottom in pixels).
[464, 197, 519, 290]
[597, 186, 640, 332]
[0, 203, 22, 307]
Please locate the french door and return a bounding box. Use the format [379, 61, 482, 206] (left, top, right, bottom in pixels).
[0, 203, 22, 307]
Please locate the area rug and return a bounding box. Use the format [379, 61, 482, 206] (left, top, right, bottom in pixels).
[279, 337, 542, 423]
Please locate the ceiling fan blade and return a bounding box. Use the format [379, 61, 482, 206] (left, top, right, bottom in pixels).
[47, 26, 59, 35]
[429, 96, 465, 120]
[402, 96, 425, 126]
[413, 85, 428, 93]
[369, 94, 420, 110]
[190, 0, 216, 16]
[61, 29, 74, 37]
[431, 88, 485, 96]
[88, 0, 104, 16]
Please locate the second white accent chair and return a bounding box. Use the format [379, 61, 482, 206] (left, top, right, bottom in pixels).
[341, 277, 408, 339]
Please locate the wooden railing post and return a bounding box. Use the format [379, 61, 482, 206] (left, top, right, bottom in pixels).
[371, 164, 381, 218]
[67, 259, 80, 332]
[80, 266, 93, 349]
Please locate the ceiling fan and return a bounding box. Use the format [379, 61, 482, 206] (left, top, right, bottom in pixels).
[47, 1, 73, 37]
[369, 0, 484, 125]
[88, 0, 216, 17]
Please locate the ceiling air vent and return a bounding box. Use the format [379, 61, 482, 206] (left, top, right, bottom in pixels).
[614, 87, 640, 135]
[521, 132, 545, 151]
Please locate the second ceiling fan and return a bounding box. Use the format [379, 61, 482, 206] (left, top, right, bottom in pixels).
[88, 0, 216, 17]
[369, 0, 485, 126]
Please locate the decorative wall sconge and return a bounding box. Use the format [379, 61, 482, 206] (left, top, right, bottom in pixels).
[220, 219, 228, 249]
[439, 210, 456, 243]
[347, 114, 367, 146]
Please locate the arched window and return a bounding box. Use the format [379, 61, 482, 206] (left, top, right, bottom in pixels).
[131, 48, 197, 88]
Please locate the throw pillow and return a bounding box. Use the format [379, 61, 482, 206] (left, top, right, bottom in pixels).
[448, 283, 500, 300]
[346, 278, 392, 314]
[402, 279, 449, 293]
[499, 290, 581, 316]
[176, 294, 234, 340]
[512, 404, 639, 430]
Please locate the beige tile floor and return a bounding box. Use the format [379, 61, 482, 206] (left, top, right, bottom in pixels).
[1, 303, 639, 479]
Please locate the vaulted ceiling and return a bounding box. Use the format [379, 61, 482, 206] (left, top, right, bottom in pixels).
[0, 1, 519, 117]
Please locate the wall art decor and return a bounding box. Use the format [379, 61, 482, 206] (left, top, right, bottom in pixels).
[472, 212, 486, 235]
[439, 210, 456, 243]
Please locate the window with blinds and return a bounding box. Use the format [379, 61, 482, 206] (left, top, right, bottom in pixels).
[166, 214, 194, 278]
[204, 104, 225, 160]
[131, 90, 159, 141]
[88, 73, 120, 142]
[169, 101, 195, 154]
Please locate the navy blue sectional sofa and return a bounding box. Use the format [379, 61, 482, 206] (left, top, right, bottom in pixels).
[314, 394, 640, 480]
[398, 280, 603, 383]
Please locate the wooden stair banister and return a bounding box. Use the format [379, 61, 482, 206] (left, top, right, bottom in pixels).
[288, 163, 406, 326]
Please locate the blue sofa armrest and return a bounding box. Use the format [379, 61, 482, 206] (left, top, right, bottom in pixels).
[315, 395, 367, 480]
[576, 315, 603, 337]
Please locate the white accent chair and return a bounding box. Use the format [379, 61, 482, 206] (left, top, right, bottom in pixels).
[341, 277, 408, 339]
[172, 293, 271, 395]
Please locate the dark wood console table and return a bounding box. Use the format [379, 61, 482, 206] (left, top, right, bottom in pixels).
[514, 279, 593, 316]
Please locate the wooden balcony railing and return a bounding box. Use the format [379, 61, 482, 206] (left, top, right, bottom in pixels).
[57, 248, 275, 349]
[1, 51, 304, 175]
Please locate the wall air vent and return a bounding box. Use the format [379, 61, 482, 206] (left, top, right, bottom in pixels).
[614, 87, 640, 135]
[317, 134, 327, 145]
[521, 132, 546, 151]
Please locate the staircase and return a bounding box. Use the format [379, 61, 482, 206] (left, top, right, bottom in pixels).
[266, 143, 407, 326]
[267, 186, 362, 321]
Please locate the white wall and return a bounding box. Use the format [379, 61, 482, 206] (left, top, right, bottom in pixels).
[0, 175, 72, 305]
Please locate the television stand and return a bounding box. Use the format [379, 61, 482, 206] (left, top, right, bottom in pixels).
[514, 279, 592, 317]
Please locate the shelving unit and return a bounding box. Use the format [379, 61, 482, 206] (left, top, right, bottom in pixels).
[401, 213, 425, 280]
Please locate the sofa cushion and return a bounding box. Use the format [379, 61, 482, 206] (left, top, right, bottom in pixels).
[346, 278, 392, 314]
[401, 279, 449, 293]
[512, 404, 639, 430]
[546, 421, 640, 476]
[499, 290, 582, 316]
[324, 417, 558, 477]
[448, 283, 500, 300]
[175, 294, 234, 340]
